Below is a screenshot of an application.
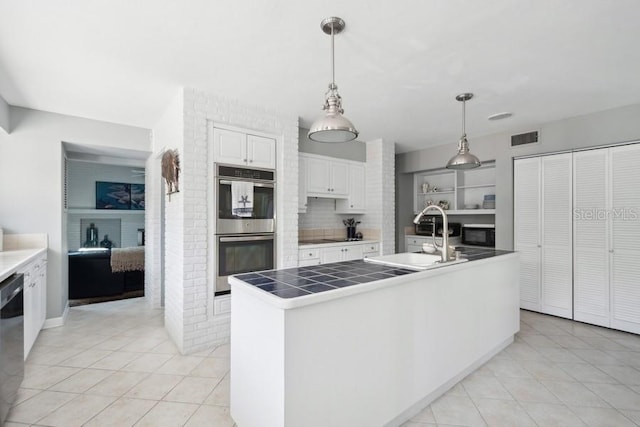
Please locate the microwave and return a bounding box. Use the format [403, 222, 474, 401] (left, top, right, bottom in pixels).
[462, 224, 495, 247]
[415, 218, 461, 237]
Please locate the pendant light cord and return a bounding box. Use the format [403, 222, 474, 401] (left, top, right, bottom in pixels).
[331, 22, 335, 87]
[461, 99, 466, 136]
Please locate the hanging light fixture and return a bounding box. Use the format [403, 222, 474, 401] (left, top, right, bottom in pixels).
[446, 93, 481, 169]
[308, 17, 359, 143]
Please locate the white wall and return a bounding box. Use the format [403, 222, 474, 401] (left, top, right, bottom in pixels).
[366, 139, 396, 254]
[396, 103, 640, 250]
[147, 91, 184, 343]
[0, 93, 9, 133]
[0, 107, 150, 320]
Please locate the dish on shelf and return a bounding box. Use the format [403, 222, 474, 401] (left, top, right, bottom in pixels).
[464, 204, 480, 209]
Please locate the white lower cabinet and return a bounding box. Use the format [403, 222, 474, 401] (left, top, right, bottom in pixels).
[320, 245, 364, 264]
[405, 235, 460, 253]
[362, 242, 380, 258]
[298, 248, 321, 267]
[298, 242, 378, 267]
[20, 253, 47, 358]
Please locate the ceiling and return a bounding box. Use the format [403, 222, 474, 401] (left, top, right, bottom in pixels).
[1, 1, 640, 153]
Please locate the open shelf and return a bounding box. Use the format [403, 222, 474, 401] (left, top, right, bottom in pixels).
[413, 162, 496, 215]
[67, 209, 144, 215]
[457, 184, 496, 189]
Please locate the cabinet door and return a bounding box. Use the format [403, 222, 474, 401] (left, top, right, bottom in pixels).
[320, 246, 345, 264]
[306, 157, 331, 195]
[298, 156, 308, 213]
[540, 154, 573, 319]
[609, 144, 640, 333]
[342, 245, 364, 261]
[336, 163, 366, 213]
[213, 128, 247, 166]
[37, 259, 47, 329]
[514, 157, 541, 311]
[247, 135, 276, 169]
[330, 161, 349, 196]
[573, 149, 610, 327]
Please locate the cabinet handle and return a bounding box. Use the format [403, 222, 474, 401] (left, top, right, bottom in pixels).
[309, 253, 313, 256]
[350, 205, 353, 208]
[249, 159, 253, 163]
[609, 249, 614, 253]
[243, 158, 248, 162]
[328, 188, 331, 191]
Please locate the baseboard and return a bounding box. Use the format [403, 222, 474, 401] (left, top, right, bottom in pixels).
[384, 335, 515, 427]
[43, 301, 69, 329]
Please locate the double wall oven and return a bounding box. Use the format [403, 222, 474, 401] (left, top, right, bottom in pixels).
[215, 164, 275, 294]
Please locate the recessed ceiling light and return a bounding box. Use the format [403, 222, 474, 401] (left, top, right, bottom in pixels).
[488, 112, 513, 121]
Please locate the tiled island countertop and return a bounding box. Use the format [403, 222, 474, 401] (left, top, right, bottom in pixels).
[230, 246, 513, 309]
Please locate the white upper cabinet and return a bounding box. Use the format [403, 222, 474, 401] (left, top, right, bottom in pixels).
[213, 127, 276, 169]
[336, 163, 366, 213]
[573, 149, 610, 327]
[247, 135, 276, 169]
[298, 155, 308, 213]
[303, 154, 349, 198]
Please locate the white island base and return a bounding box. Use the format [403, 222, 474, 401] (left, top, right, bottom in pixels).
[230, 253, 519, 427]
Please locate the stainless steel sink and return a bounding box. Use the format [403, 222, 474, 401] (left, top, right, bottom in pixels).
[364, 252, 468, 271]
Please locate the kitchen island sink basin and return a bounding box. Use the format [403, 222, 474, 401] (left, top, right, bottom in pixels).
[364, 252, 468, 270]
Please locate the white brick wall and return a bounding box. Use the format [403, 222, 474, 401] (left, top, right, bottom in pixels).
[149, 88, 298, 354]
[366, 139, 396, 255]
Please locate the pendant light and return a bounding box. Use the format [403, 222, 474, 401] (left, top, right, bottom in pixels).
[308, 17, 359, 143]
[446, 93, 481, 169]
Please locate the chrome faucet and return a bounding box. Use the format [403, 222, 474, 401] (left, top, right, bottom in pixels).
[413, 205, 452, 263]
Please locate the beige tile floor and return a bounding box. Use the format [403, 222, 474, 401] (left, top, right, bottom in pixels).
[7, 298, 233, 427]
[402, 310, 640, 427]
[8, 298, 640, 426]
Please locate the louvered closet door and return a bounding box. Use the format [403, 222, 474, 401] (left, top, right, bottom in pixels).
[541, 154, 573, 319]
[573, 149, 610, 327]
[610, 144, 640, 334]
[514, 158, 541, 311]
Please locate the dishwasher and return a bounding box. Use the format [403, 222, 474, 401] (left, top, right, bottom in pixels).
[0, 273, 24, 424]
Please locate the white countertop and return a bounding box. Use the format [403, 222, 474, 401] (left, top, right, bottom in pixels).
[298, 239, 378, 249]
[0, 248, 47, 282]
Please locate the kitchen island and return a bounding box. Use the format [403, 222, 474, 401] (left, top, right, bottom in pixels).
[229, 248, 519, 427]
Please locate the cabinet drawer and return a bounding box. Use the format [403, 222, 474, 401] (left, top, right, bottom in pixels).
[299, 249, 320, 260]
[362, 243, 379, 254]
[405, 237, 428, 246]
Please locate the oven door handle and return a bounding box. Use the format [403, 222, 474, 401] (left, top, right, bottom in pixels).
[219, 235, 274, 242]
[218, 179, 274, 188]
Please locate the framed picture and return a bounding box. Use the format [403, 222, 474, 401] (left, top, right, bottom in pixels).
[96, 182, 131, 210]
[130, 184, 145, 210]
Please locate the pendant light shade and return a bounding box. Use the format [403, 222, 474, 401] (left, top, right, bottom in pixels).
[308, 17, 359, 143]
[446, 93, 481, 169]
